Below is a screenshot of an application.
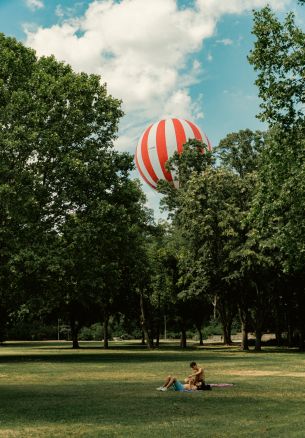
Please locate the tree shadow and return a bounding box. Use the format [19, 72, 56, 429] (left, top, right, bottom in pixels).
[0, 380, 302, 430]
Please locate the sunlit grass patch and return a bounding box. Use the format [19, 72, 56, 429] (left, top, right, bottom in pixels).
[0, 341, 305, 437]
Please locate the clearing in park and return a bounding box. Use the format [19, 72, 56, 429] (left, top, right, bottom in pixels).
[0, 341, 305, 438]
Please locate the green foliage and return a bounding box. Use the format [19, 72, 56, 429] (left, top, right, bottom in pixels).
[202, 321, 224, 338]
[79, 323, 105, 341]
[249, 9, 305, 267]
[0, 32, 152, 348]
[6, 321, 58, 341]
[216, 129, 265, 177]
[159, 139, 213, 218]
[249, 7, 305, 128]
[3, 2, 305, 351]
[247, 7, 305, 349]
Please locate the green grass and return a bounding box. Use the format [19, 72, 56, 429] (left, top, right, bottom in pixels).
[0, 341, 304, 437]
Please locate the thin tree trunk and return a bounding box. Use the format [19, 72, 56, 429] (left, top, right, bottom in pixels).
[141, 330, 146, 345]
[241, 320, 249, 351]
[298, 294, 305, 351]
[103, 313, 109, 349]
[198, 328, 204, 346]
[254, 309, 263, 351]
[218, 297, 233, 345]
[180, 323, 187, 348]
[155, 324, 160, 348]
[139, 291, 154, 349]
[287, 323, 293, 347]
[239, 308, 249, 351]
[299, 327, 305, 352]
[70, 319, 79, 349]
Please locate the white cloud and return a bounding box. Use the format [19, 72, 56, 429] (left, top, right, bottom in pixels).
[24, 0, 291, 216]
[55, 5, 64, 18]
[196, 0, 290, 17]
[216, 38, 233, 46]
[25, 0, 290, 124]
[25, 0, 44, 11]
[26, 0, 213, 119]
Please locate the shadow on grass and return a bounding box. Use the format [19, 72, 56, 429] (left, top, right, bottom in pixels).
[0, 380, 301, 429]
[0, 351, 251, 365]
[0, 341, 302, 367]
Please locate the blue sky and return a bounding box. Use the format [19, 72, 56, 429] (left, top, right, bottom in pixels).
[1, 0, 304, 217]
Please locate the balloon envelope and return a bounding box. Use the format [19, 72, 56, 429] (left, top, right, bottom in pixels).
[135, 118, 211, 189]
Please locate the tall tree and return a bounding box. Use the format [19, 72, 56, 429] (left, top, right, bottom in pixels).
[216, 129, 266, 350]
[1, 33, 150, 349]
[178, 168, 247, 345]
[159, 141, 214, 347]
[248, 8, 305, 349]
[249, 7, 305, 129]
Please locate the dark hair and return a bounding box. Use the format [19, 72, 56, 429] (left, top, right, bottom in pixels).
[190, 361, 197, 367]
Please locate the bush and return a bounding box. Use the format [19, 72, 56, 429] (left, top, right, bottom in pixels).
[6, 321, 58, 340]
[202, 321, 223, 338]
[78, 326, 94, 341]
[79, 323, 112, 341]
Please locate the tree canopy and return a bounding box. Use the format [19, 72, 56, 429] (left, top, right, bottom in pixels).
[2, 2, 305, 351]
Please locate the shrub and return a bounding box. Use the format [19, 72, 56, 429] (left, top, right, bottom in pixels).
[79, 323, 112, 341]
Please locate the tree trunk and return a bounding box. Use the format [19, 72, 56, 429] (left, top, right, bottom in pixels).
[218, 297, 234, 345]
[255, 327, 262, 351]
[70, 319, 79, 349]
[241, 320, 249, 351]
[239, 308, 249, 351]
[222, 322, 232, 345]
[298, 294, 305, 351]
[194, 322, 204, 346]
[299, 326, 305, 352]
[254, 308, 263, 351]
[103, 313, 109, 349]
[287, 323, 293, 347]
[180, 323, 187, 348]
[141, 330, 146, 345]
[198, 328, 204, 346]
[275, 328, 282, 347]
[139, 291, 154, 349]
[155, 324, 160, 348]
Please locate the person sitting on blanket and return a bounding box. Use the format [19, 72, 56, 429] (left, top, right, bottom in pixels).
[186, 361, 205, 390]
[156, 361, 205, 392]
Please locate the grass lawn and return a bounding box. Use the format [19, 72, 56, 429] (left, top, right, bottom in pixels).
[0, 341, 305, 437]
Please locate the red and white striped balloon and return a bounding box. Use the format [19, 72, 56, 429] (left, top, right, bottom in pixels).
[135, 118, 211, 189]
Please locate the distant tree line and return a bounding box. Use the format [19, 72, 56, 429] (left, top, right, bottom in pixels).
[1, 5, 305, 350]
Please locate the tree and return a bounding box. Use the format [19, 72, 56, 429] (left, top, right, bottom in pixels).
[248, 8, 305, 349]
[249, 7, 305, 129]
[178, 168, 246, 345]
[216, 130, 266, 350]
[1, 33, 149, 349]
[159, 139, 213, 218]
[159, 141, 214, 347]
[216, 129, 265, 178]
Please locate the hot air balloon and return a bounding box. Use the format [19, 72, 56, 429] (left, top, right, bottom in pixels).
[135, 118, 211, 189]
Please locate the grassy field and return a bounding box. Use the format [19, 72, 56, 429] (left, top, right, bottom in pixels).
[0, 341, 304, 438]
